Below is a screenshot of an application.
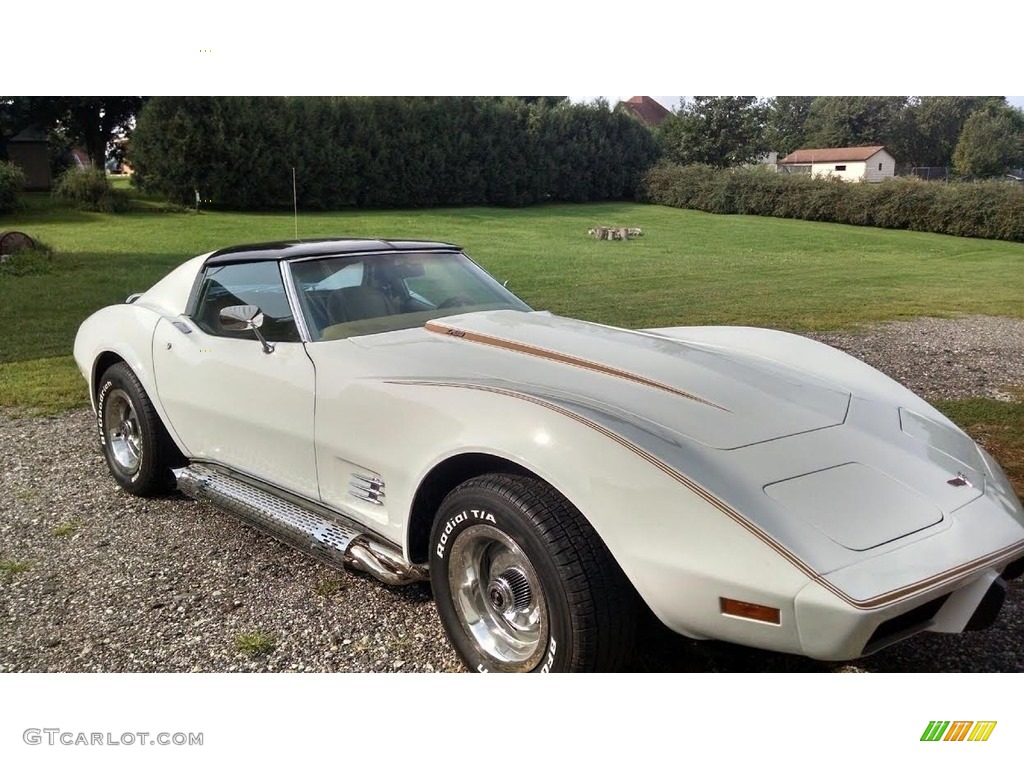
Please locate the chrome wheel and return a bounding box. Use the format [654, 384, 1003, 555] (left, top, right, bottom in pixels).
[447, 525, 548, 672]
[103, 388, 142, 474]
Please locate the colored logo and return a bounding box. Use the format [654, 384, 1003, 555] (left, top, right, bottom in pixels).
[921, 721, 997, 742]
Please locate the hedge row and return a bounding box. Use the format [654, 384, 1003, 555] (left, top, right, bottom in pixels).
[640, 163, 1024, 243]
[130, 97, 660, 210]
[0, 161, 26, 213]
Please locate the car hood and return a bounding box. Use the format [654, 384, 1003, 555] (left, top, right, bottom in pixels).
[392, 310, 852, 450]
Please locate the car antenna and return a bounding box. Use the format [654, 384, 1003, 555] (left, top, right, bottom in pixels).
[292, 166, 300, 241]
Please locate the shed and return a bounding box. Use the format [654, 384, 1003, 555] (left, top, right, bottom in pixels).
[7, 128, 51, 190]
[778, 145, 896, 182]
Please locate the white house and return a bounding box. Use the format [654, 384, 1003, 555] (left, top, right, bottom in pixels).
[778, 145, 896, 182]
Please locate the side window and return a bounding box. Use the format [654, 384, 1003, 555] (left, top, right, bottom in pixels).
[191, 261, 299, 342]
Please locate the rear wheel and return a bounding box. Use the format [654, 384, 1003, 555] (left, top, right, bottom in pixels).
[429, 473, 637, 672]
[97, 362, 182, 496]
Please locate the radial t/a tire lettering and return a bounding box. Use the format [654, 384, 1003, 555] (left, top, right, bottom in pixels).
[96, 361, 183, 496]
[429, 473, 637, 672]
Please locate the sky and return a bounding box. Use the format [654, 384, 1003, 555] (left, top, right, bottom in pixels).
[6, 3, 1023, 98]
[573, 96, 1024, 114]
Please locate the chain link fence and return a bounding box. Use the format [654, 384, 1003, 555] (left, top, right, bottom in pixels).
[909, 167, 951, 182]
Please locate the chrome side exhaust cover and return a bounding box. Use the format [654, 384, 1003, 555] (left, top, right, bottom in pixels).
[173, 465, 427, 585]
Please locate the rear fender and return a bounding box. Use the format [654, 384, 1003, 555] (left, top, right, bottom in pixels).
[73, 303, 189, 455]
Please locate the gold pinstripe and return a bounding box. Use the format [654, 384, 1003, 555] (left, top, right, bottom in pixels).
[425, 320, 729, 411]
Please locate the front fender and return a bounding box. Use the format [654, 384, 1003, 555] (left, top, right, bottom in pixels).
[371, 379, 811, 648]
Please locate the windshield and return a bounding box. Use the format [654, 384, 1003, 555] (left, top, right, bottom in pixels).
[289, 250, 531, 340]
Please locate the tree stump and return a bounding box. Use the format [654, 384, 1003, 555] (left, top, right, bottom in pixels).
[588, 226, 642, 241]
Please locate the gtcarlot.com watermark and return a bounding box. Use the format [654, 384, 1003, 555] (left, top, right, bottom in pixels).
[23, 728, 203, 747]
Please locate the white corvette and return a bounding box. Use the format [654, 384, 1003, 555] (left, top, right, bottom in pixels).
[73, 239, 1024, 672]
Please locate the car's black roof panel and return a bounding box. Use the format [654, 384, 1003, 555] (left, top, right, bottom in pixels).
[205, 238, 461, 265]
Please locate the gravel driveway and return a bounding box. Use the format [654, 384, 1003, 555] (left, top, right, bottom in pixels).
[2, 316, 1022, 673]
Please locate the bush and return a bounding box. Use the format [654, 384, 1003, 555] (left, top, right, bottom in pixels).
[639, 163, 718, 210]
[641, 163, 1024, 243]
[130, 97, 661, 210]
[0, 161, 27, 213]
[725, 167, 787, 216]
[52, 168, 130, 212]
[0, 240, 55, 276]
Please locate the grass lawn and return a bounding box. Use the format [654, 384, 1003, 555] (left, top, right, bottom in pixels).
[2, 196, 1023, 495]
[4, 197, 1024, 366]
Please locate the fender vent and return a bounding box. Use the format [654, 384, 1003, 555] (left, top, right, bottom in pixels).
[349, 473, 385, 505]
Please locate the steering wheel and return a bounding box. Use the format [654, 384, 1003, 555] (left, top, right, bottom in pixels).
[437, 295, 475, 310]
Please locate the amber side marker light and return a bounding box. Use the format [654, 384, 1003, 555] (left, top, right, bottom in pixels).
[720, 597, 781, 625]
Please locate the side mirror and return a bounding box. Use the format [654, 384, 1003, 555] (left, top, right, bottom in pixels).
[219, 304, 274, 354]
[219, 304, 264, 330]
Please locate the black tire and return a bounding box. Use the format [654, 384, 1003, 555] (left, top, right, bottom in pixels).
[96, 361, 183, 496]
[429, 473, 637, 672]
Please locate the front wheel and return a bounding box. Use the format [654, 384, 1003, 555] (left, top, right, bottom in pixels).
[429, 473, 637, 672]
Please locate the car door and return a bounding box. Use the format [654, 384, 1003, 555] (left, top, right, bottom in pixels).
[152, 259, 318, 498]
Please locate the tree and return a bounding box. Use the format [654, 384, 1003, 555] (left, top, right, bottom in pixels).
[130, 96, 658, 209]
[0, 97, 143, 168]
[514, 97, 568, 108]
[657, 96, 767, 167]
[899, 96, 1007, 168]
[952, 105, 1024, 178]
[56, 98, 144, 168]
[764, 96, 814, 155]
[802, 97, 908, 154]
[0, 97, 36, 160]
